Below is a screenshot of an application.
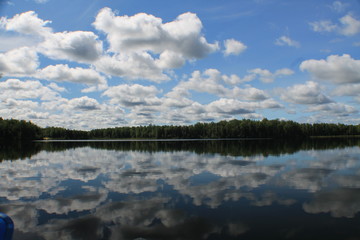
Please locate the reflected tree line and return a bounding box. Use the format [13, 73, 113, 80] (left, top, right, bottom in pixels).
[1, 138, 360, 162]
[2, 118, 359, 142]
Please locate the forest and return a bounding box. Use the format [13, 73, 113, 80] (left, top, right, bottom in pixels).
[1, 117, 360, 142]
[0, 118, 42, 143]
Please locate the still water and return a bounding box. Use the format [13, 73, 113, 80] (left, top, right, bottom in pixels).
[1, 139, 360, 240]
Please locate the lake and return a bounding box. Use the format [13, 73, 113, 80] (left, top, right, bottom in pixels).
[1, 138, 360, 240]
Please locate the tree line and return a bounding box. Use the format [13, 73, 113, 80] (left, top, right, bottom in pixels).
[86, 119, 360, 139]
[1, 117, 360, 142]
[0, 118, 42, 143]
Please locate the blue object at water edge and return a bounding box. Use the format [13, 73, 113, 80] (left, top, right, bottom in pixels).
[0, 213, 14, 240]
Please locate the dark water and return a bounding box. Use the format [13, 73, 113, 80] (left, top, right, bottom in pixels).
[1, 138, 360, 240]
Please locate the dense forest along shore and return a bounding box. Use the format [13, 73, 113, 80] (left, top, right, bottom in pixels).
[1, 117, 359, 142]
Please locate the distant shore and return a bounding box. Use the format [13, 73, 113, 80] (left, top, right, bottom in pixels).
[1, 117, 360, 142]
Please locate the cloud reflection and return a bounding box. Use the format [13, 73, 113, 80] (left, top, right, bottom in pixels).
[0, 143, 359, 238]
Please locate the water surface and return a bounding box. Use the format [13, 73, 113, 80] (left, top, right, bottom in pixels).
[1, 139, 360, 239]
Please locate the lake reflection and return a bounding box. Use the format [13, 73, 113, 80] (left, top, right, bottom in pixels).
[1, 139, 360, 239]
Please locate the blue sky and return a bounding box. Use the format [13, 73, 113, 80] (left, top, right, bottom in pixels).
[0, 0, 359, 129]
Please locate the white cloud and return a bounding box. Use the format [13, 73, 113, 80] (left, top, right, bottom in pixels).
[232, 86, 270, 101]
[223, 39, 247, 56]
[1, 9, 204, 84]
[161, 97, 280, 124]
[175, 69, 270, 101]
[103, 84, 161, 107]
[0, 78, 61, 101]
[163, 96, 194, 109]
[93, 7, 218, 59]
[247, 68, 294, 83]
[3, 11, 103, 63]
[1, 10, 219, 83]
[333, 83, 360, 96]
[38, 31, 103, 63]
[92, 7, 221, 81]
[280, 81, 332, 105]
[205, 98, 281, 117]
[300, 54, 360, 84]
[0, 47, 39, 76]
[155, 50, 185, 69]
[207, 98, 255, 115]
[275, 36, 300, 48]
[339, 14, 360, 36]
[307, 102, 358, 116]
[3, 11, 52, 36]
[179, 69, 227, 96]
[0, 34, 41, 52]
[37, 64, 107, 92]
[47, 83, 66, 92]
[310, 20, 338, 33]
[66, 96, 102, 111]
[310, 13, 360, 36]
[95, 53, 169, 82]
[2, 98, 39, 109]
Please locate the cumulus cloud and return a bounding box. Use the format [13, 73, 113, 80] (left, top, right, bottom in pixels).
[93, 8, 218, 59]
[232, 87, 270, 101]
[66, 96, 102, 111]
[300, 54, 360, 84]
[0, 9, 220, 84]
[2, 98, 39, 110]
[0, 47, 39, 76]
[275, 36, 300, 48]
[3, 11, 104, 63]
[205, 100, 273, 121]
[103, 84, 161, 107]
[175, 69, 270, 101]
[339, 14, 360, 36]
[223, 39, 247, 56]
[307, 102, 358, 116]
[0, 79, 67, 123]
[178, 69, 228, 96]
[333, 83, 360, 96]
[207, 98, 255, 115]
[3, 11, 52, 36]
[0, 78, 61, 101]
[38, 31, 103, 63]
[247, 68, 294, 83]
[0, 34, 41, 52]
[95, 53, 169, 82]
[92, 7, 219, 81]
[310, 13, 360, 36]
[175, 98, 280, 121]
[37, 64, 107, 92]
[155, 50, 186, 69]
[280, 81, 332, 105]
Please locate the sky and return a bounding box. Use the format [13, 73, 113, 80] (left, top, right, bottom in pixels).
[0, 0, 359, 129]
